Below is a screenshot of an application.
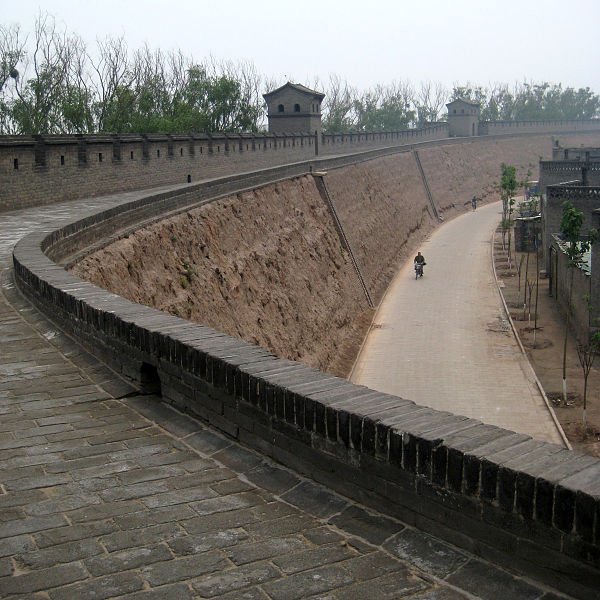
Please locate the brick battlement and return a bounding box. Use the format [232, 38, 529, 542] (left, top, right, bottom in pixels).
[0, 125, 449, 212]
[4, 119, 600, 213]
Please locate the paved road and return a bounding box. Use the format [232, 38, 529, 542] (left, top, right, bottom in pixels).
[0, 193, 567, 598]
[351, 201, 564, 445]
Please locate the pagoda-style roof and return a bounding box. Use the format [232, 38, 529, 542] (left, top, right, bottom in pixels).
[446, 97, 481, 108]
[263, 82, 325, 101]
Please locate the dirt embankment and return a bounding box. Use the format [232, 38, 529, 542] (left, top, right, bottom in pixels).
[419, 132, 600, 213]
[326, 152, 435, 305]
[72, 133, 600, 378]
[72, 175, 373, 376]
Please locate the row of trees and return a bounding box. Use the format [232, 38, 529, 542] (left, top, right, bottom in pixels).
[0, 17, 266, 135]
[452, 82, 600, 122]
[2, 16, 600, 135]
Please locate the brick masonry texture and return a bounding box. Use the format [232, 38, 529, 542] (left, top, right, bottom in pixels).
[1, 127, 448, 212]
[1, 265, 563, 600]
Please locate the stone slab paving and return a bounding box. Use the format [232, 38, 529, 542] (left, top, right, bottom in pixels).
[0, 195, 572, 598]
[351, 201, 564, 446]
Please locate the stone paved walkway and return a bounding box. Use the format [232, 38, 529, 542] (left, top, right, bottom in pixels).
[351, 201, 565, 446]
[0, 194, 571, 598]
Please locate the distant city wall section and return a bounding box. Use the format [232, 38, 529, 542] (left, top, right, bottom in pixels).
[0, 125, 447, 212]
[3, 119, 600, 212]
[479, 119, 600, 136]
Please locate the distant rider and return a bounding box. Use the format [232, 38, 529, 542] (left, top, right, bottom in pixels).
[414, 251, 426, 277]
[414, 252, 426, 266]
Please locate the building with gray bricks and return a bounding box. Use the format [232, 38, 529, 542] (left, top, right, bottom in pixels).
[446, 98, 480, 137]
[539, 145, 600, 341]
[263, 82, 325, 136]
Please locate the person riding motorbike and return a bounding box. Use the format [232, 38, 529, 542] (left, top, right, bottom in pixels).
[414, 251, 426, 278]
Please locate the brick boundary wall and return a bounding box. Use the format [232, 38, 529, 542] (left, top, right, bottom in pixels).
[3, 118, 600, 212]
[0, 125, 448, 212]
[12, 142, 600, 599]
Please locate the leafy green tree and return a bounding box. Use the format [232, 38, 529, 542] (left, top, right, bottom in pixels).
[576, 332, 600, 429]
[499, 163, 517, 259]
[350, 85, 415, 132]
[452, 81, 600, 122]
[321, 74, 355, 133]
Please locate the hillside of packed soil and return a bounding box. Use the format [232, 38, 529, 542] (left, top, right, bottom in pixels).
[72, 132, 600, 377]
[73, 175, 374, 376]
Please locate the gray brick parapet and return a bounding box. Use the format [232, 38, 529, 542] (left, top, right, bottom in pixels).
[4, 119, 600, 212]
[12, 157, 600, 599]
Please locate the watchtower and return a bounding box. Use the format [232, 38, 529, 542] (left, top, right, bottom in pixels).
[263, 82, 325, 136]
[446, 98, 480, 137]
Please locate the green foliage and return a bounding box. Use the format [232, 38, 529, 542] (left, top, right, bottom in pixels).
[500, 163, 517, 198]
[0, 16, 265, 135]
[3, 16, 600, 135]
[452, 81, 600, 121]
[560, 201, 598, 267]
[323, 80, 417, 133]
[499, 163, 517, 225]
[352, 90, 414, 132]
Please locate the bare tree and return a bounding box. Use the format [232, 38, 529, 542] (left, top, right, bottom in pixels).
[0, 23, 26, 133]
[89, 35, 135, 131]
[0, 23, 25, 90]
[416, 80, 448, 125]
[322, 74, 356, 132]
[576, 332, 600, 430]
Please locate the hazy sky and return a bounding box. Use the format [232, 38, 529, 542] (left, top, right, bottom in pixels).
[6, 0, 600, 94]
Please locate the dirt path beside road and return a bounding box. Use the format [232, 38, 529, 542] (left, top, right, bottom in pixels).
[494, 229, 600, 456]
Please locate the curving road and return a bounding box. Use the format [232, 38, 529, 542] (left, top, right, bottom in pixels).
[351, 201, 565, 445]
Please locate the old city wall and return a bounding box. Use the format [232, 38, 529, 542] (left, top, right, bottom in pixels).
[0, 125, 448, 212]
[4, 118, 600, 213]
[71, 175, 375, 377]
[480, 119, 600, 136]
[13, 137, 600, 596]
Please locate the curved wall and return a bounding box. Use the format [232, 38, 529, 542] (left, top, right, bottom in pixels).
[12, 134, 600, 598]
[71, 174, 375, 376]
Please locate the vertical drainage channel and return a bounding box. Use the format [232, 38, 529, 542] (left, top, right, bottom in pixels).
[140, 363, 162, 395]
[312, 172, 374, 309]
[413, 150, 442, 222]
